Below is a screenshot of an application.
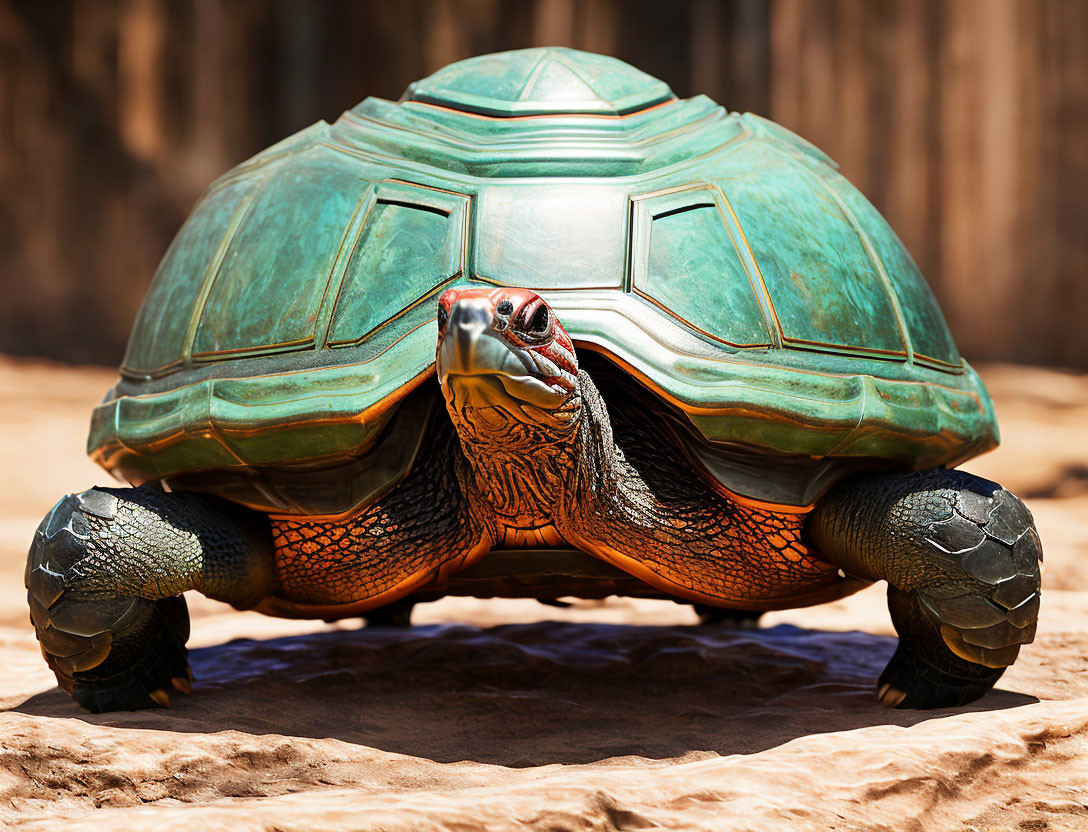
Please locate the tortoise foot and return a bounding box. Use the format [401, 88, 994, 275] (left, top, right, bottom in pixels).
[26, 491, 194, 711]
[812, 469, 1043, 708]
[67, 596, 193, 713]
[876, 478, 1042, 709]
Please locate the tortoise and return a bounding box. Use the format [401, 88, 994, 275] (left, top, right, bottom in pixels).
[26, 48, 1042, 713]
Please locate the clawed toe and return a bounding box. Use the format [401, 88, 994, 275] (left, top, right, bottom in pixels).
[66, 598, 193, 713]
[171, 668, 194, 696]
[148, 689, 172, 708]
[876, 683, 907, 708]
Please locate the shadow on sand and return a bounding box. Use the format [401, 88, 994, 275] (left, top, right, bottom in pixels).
[12, 621, 1037, 766]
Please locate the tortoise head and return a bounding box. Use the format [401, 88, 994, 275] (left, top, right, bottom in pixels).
[436, 287, 581, 436]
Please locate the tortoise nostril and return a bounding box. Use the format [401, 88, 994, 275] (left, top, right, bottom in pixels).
[519, 303, 550, 337]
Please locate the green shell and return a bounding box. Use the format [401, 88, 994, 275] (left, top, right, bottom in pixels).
[91, 48, 998, 512]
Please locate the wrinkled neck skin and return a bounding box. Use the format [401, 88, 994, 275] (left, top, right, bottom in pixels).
[443, 370, 612, 539]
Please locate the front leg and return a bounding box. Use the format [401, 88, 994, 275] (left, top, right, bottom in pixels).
[809, 468, 1042, 709]
[26, 487, 274, 712]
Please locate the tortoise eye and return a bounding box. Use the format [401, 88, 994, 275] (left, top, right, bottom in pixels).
[496, 299, 513, 316]
[437, 304, 449, 330]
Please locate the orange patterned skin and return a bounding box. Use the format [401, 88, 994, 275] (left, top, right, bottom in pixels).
[266, 423, 489, 613]
[262, 288, 860, 617]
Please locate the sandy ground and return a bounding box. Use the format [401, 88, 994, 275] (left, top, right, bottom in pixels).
[0, 357, 1086, 831]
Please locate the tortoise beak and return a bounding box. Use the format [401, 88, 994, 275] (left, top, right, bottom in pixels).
[437, 297, 521, 382]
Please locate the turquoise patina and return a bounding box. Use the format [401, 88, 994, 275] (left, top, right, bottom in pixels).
[90, 48, 997, 511]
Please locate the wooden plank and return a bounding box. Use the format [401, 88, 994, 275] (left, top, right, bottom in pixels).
[885, 0, 938, 280]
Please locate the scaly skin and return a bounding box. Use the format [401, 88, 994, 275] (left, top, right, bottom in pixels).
[268, 420, 489, 609]
[436, 287, 854, 610]
[264, 375, 845, 611]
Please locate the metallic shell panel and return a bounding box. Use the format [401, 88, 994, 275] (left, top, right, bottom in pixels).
[631, 186, 771, 347]
[328, 183, 468, 345]
[191, 147, 373, 359]
[718, 141, 908, 357]
[826, 173, 961, 367]
[474, 184, 628, 289]
[121, 178, 255, 375]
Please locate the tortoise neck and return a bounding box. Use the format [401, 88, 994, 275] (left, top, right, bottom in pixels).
[444, 375, 591, 530]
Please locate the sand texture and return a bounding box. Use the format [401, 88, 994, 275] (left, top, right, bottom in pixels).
[0, 357, 1086, 831]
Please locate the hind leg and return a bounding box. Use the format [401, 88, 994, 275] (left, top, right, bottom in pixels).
[26, 486, 273, 712]
[810, 468, 1042, 709]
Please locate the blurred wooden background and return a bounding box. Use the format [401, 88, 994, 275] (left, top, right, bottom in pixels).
[0, 0, 1085, 368]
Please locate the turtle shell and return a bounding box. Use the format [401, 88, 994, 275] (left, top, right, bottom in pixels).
[90, 47, 997, 514]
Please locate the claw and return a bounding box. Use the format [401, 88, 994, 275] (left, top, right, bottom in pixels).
[877, 685, 906, 708]
[170, 676, 192, 695]
[148, 688, 172, 708]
